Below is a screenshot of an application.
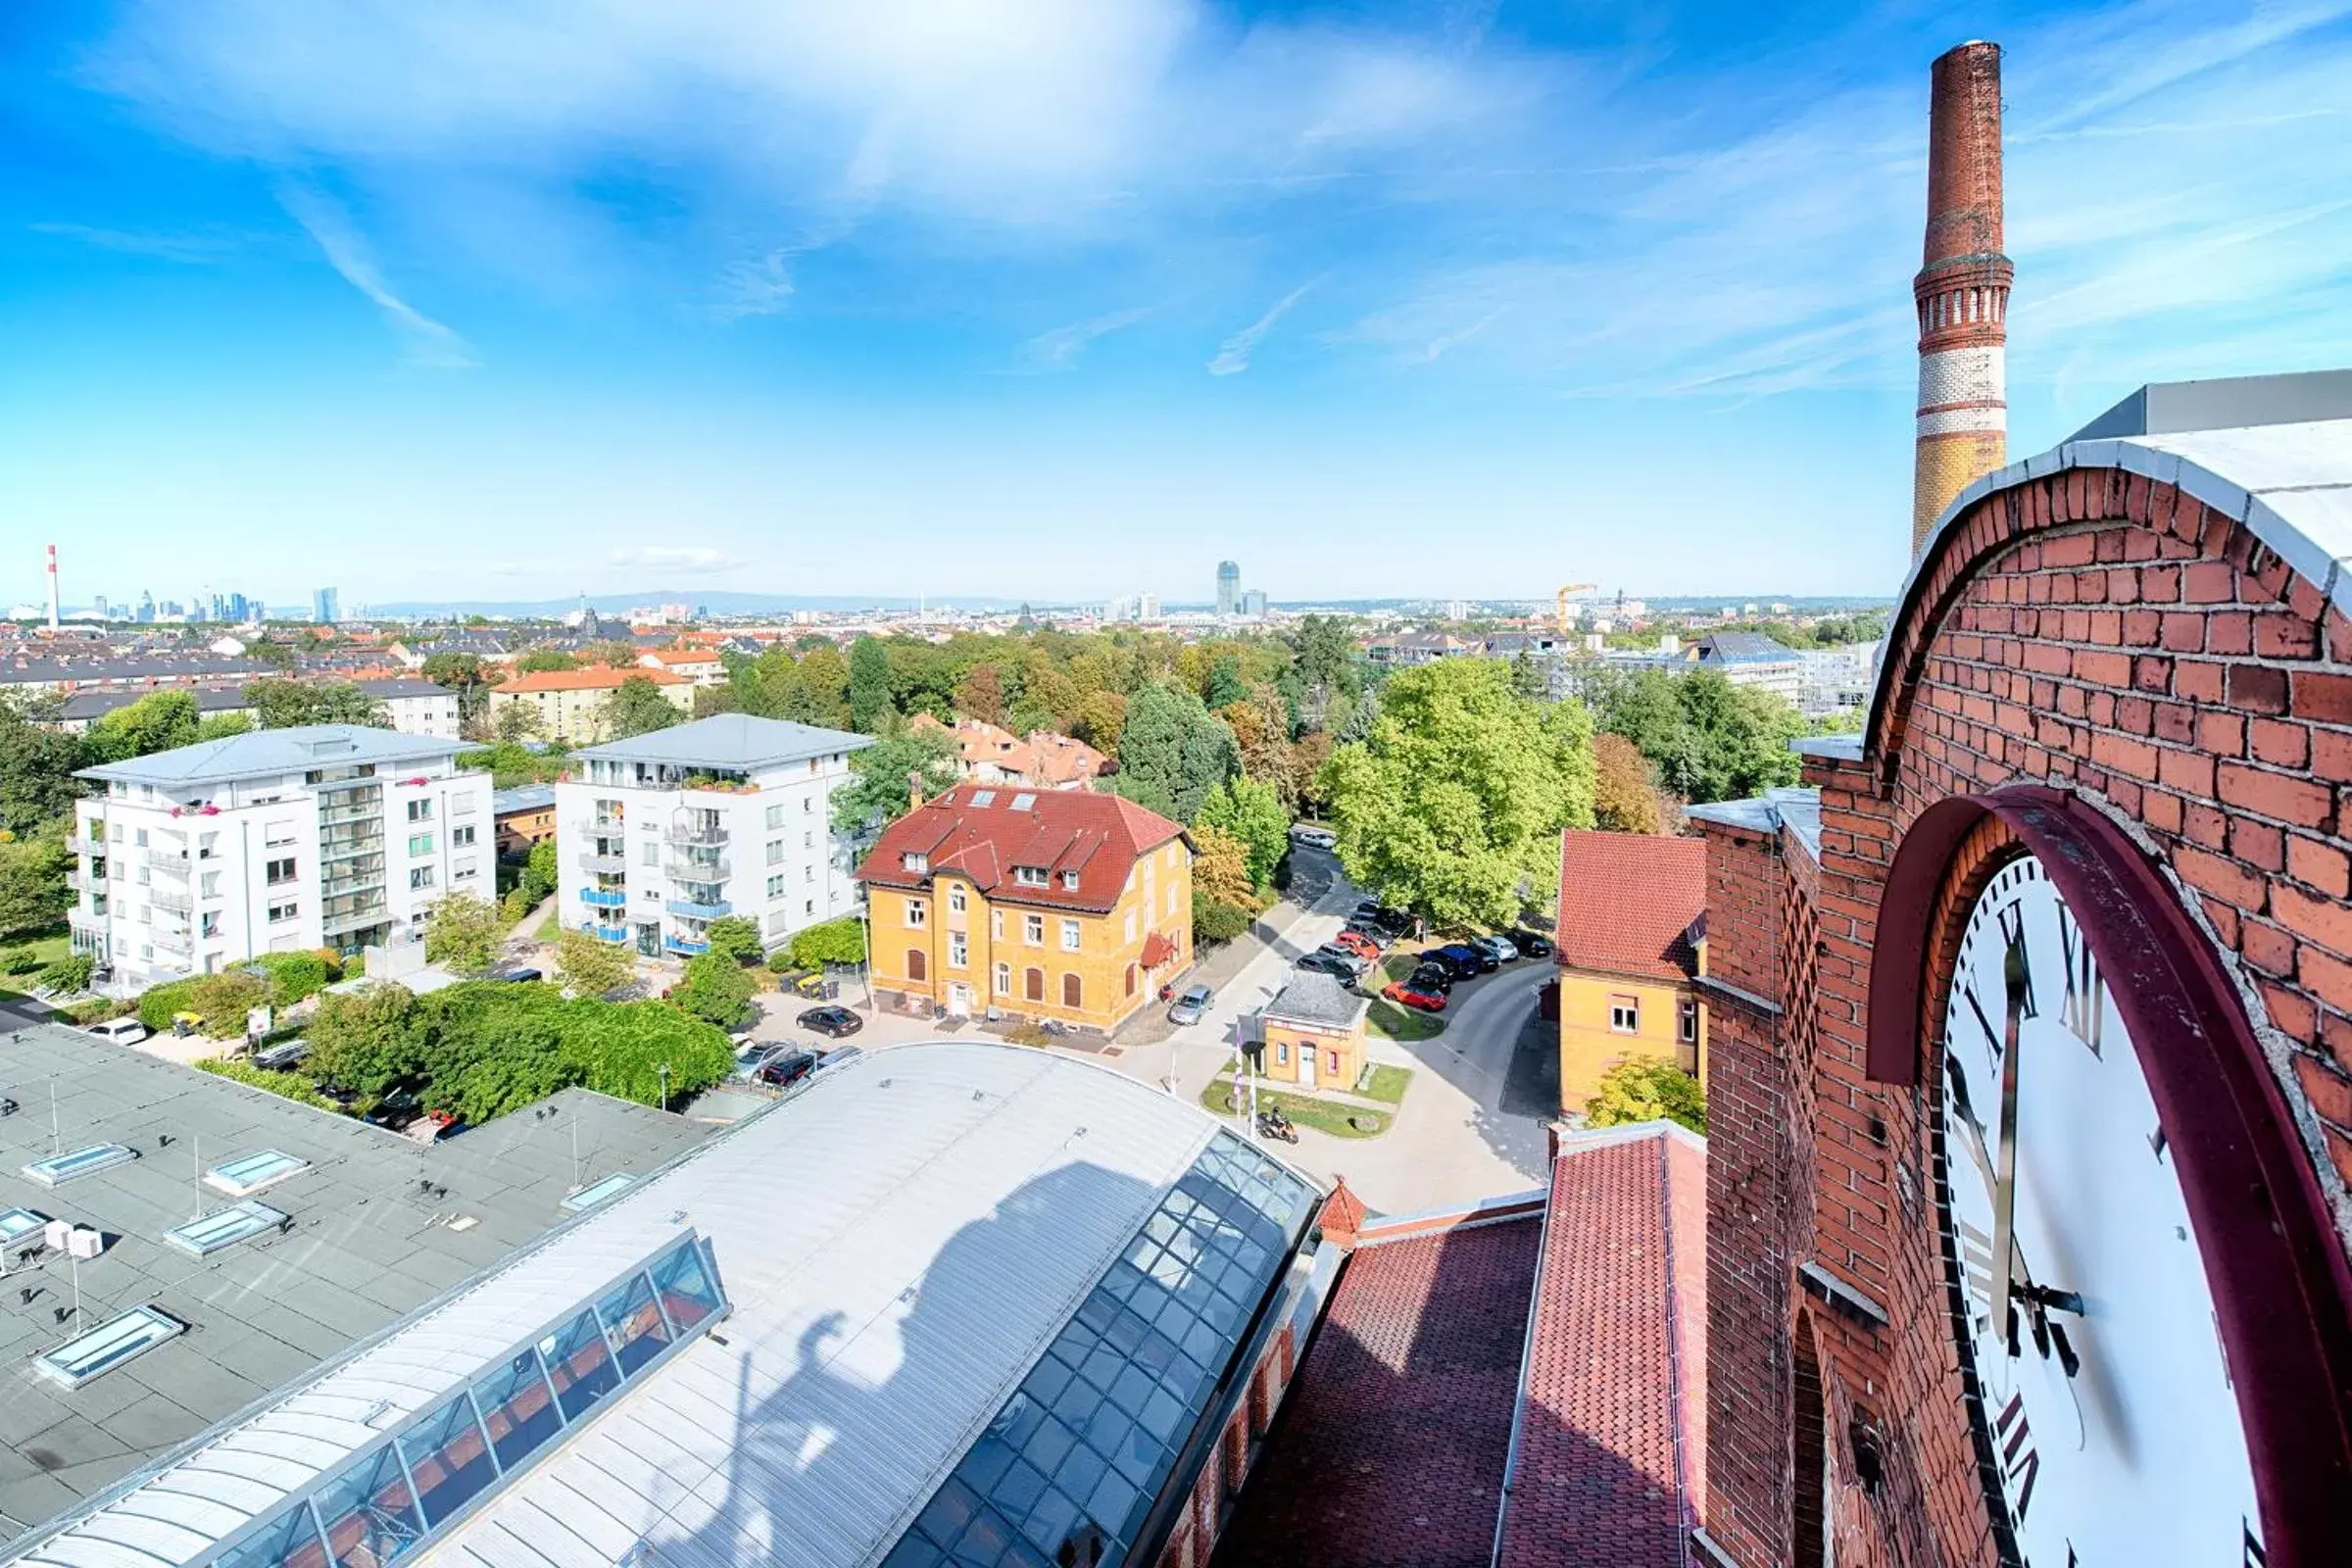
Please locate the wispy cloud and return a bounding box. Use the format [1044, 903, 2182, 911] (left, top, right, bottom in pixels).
[610, 546, 746, 575]
[28, 220, 248, 263]
[703, 247, 798, 322]
[1207, 276, 1322, 375]
[1017, 306, 1152, 372]
[277, 184, 475, 368]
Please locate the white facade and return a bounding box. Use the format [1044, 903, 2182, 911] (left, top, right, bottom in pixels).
[359, 680, 464, 739]
[70, 726, 492, 993]
[556, 715, 872, 960]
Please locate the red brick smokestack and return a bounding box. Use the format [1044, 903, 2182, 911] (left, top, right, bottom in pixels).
[1912, 41, 2011, 556]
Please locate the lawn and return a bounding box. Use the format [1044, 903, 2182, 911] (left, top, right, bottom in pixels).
[0, 927, 73, 999]
[1358, 1064, 1414, 1105]
[533, 906, 561, 943]
[1200, 1080, 1391, 1139]
[1367, 996, 1446, 1043]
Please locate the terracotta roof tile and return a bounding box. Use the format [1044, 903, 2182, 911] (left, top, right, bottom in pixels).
[857, 784, 1184, 914]
[1554, 830, 1706, 983]
[1494, 1124, 1707, 1568]
[1216, 1217, 1543, 1568]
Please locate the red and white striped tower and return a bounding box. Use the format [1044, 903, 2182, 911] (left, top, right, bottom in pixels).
[45, 542, 61, 631]
[1912, 41, 2011, 556]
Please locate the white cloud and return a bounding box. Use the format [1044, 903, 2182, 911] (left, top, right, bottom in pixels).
[1207, 276, 1321, 375]
[28, 221, 247, 263]
[277, 184, 475, 368]
[1017, 306, 1152, 371]
[610, 546, 746, 574]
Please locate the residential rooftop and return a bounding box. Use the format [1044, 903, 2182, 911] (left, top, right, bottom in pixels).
[859, 784, 1188, 915]
[0, 1024, 709, 1546]
[1261, 970, 1369, 1031]
[490, 783, 558, 815]
[1685, 786, 1824, 860]
[1554, 830, 1708, 984]
[74, 724, 470, 790]
[572, 712, 871, 772]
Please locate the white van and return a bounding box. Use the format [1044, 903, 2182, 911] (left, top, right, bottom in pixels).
[84, 1016, 150, 1047]
[1290, 825, 1338, 850]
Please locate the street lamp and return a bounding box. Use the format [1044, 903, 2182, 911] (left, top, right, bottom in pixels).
[658, 1061, 670, 1109]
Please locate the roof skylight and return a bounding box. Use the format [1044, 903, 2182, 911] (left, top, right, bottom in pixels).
[166, 1200, 289, 1258]
[0, 1206, 47, 1245]
[205, 1150, 312, 1197]
[1009, 793, 1036, 810]
[24, 1143, 137, 1187]
[36, 1306, 185, 1390]
[562, 1172, 636, 1211]
[969, 790, 996, 807]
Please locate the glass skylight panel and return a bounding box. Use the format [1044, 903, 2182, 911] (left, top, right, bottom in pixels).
[36, 1305, 185, 1389]
[0, 1206, 47, 1245]
[24, 1143, 136, 1187]
[560, 1172, 635, 1211]
[1009, 793, 1036, 811]
[890, 1135, 1315, 1568]
[166, 1200, 288, 1257]
[968, 790, 997, 807]
[205, 1149, 312, 1197]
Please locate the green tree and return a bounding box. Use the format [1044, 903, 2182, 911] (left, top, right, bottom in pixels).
[1074, 690, 1128, 758]
[246, 951, 332, 1006]
[1191, 892, 1252, 945]
[1189, 823, 1256, 908]
[956, 663, 1008, 726]
[1110, 682, 1238, 825]
[1587, 1057, 1706, 1135]
[555, 927, 636, 997]
[0, 695, 90, 831]
[1592, 732, 1666, 834]
[1592, 666, 1805, 805]
[516, 649, 579, 674]
[831, 726, 960, 833]
[491, 703, 543, 743]
[786, 916, 867, 969]
[587, 639, 642, 668]
[420, 653, 493, 726]
[424, 892, 503, 974]
[701, 914, 764, 965]
[309, 983, 424, 1095]
[245, 637, 297, 672]
[1201, 655, 1250, 710]
[565, 999, 735, 1105]
[0, 831, 71, 943]
[848, 637, 895, 732]
[244, 679, 389, 729]
[1323, 658, 1596, 928]
[672, 951, 756, 1029]
[600, 675, 684, 740]
[84, 690, 201, 760]
[1196, 777, 1288, 891]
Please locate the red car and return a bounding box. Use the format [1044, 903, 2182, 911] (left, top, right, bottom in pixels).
[1383, 981, 1446, 1013]
[1332, 930, 1382, 961]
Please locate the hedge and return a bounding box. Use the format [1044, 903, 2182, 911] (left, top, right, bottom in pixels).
[195, 1056, 350, 1113]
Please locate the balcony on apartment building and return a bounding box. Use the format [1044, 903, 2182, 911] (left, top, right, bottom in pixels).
[151, 926, 195, 956]
[664, 895, 732, 920]
[579, 920, 631, 944]
[143, 848, 190, 880]
[579, 887, 627, 908]
[663, 933, 710, 956]
[68, 909, 107, 942]
[578, 846, 629, 874]
[663, 816, 729, 848]
[151, 887, 193, 917]
[664, 855, 731, 880]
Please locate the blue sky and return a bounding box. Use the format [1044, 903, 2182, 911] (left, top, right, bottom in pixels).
[4, 0, 2350, 611]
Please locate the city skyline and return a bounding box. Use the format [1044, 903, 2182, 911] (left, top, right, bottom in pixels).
[5, 3, 2350, 606]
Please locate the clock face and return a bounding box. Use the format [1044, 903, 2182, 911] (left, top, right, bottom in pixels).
[1936, 855, 2265, 1565]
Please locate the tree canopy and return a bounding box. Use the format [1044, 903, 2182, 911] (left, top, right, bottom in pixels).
[244, 679, 389, 729]
[1110, 681, 1238, 825]
[848, 637, 896, 732]
[1588, 666, 1804, 805]
[424, 892, 503, 974]
[1195, 777, 1288, 891]
[1587, 1057, 1706, 1134]
[600, 675, 684, 740]
[1322, 658, 1596, 928]
[832, 725, 960, 834]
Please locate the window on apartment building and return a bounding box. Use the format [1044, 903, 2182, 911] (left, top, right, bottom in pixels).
[803, 832, 813, 851]
[948, 886, 965, 914]
[1062, 973, 1082, 1008]
[1025, 967, 1045, 1002]
[767, 874, 786, 899]
[264, 819, 297, 848]
[907, 948, 928, 982]
[411, 866, 436, 891]
[805, 900, 814, 917]
[201, 911, 221, 938]
[1013, 866, 1047, 887]
[902, 852, 927, 873]
[1059, 918, 1081, 953]
[1328, 1049, 1341, 1076]
[994, 962, 1011, 996]
[1679, 1000, 1699, 1044]
[265, 858, 296, 885]
[1123, 910, 1137, 944]
[407, 799, 433, 822]
[1165, 886, 1177, 918]
[268, 902, 298, 923]
[1024, 914, 1043, 946]
[804, 865, 813, 883]
[768, 840, 785, 866]
[200, 871, 220, 899]
[1609, 996, 1641, 1034]
[643, 843, 660, 866]
[1276, 1041, 1290, 1066]
[906, 900, 927, 928]
[452, 824, 476, 848]
[1125, 964, 1138, 998]
[803, 797, 812, 813]
[766, 804, 785, 829]
[409, 832, 434, 857]
[455, 859, 478, 882]
[990, 908, 1003, 940]
[948, 932, 967, 969]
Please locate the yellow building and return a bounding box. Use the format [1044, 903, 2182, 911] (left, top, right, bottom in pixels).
[486, 666, 694, 745]
[858, 785, 1193, 1034]
[1553, 829, 1709, 1117]
[1251, 971, 1370, 1092]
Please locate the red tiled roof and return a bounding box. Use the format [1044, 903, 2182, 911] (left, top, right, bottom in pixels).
[1494, 1124, 1707, 1568]
[856, 784, 1185, 914]
[1216, 1217, 1544, 1568]
[1554, 830, 1706, 983]
[496, 664, 687, 694]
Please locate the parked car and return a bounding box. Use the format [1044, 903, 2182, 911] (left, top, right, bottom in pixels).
[1431, 943, 1496, 975]
[1382, 982, 1447, 1013]
[757, 1048, 820, 1089]
[1406, 963, 1456, 994]
[1507, 928, 1554, 957]
[730, 1041, 781, 1081]
[253, 1038, 312, 1071]
[83, 1016, 150, 1047]
[1291, 825, 1338, 850]
[488, 964, 543, 984]
[1312, 944, 1371, 975]
[1469, 934, 1520, 963]
[1331, 930, 1382, 961]
[799, 1004, 864, 1039]
[1296, 952, 1362, 981]
[1167, 984, 1214, 1026]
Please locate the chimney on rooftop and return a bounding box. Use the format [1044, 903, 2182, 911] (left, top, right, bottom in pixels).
[1912, 40, 2011, 557]
[909, 770, 925, 813]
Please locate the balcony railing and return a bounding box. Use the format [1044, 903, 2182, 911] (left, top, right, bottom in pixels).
[579, 887, 627, 908]
[578, 851, 628, 875]
[145, 852, 189, 882]
[69, 909, 107, 939]
[665, 856, 730, 880]
[152, 928, 194, 956]
[65, 869, 84, 893]
[663, 934, 710, 956]
[151, 888, 193, 916]
[665, 897, 732, 920]
[663, 821, 728, 848]
[579, 921, 631, 944]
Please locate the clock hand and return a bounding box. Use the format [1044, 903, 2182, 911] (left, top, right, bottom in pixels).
[1990, 933, 2029, 1348]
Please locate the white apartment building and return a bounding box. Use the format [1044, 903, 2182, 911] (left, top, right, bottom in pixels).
[70, 726, 493, 993]
[354, 677, 464, 738]
[556, 714, 872, 960]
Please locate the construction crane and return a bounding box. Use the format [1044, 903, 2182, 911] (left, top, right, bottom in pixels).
[1556, 584, 1597, 633]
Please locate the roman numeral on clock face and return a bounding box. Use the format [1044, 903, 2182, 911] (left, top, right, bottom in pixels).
[1960, 1219, 1997, 1323]
[2242, 1518, 2267, 1566]
[2059, 906, 2103, 1054]
[1993, 1391, 2039, 1523]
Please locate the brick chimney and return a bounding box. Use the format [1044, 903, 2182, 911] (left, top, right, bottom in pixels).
[1911, 40, 2011, 556]
[908, 770, 925, 813]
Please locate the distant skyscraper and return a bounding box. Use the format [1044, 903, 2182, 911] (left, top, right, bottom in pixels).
[1215, 561, 1240, 617]
[136, 592, 155, 624]
[227, 592, 250, 623]
[314, 587, 342, 624]
[1240, 589, 1268, 618]
[93, 594, 109, 622]
[1139, 594, 1161, 621]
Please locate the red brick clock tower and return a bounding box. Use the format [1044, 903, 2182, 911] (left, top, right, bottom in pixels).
[1688, 43, 2352, 1568]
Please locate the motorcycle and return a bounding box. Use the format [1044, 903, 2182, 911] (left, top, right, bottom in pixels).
[1255, 1106, 1299, 1145]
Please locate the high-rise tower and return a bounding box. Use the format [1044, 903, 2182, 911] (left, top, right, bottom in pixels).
[44, 543, 60, 630]
[1912, 41, 2011, 556]
[1216, 561, 1240, 617]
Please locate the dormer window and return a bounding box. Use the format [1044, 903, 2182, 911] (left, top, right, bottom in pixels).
[1060, 871, 1080, 890]
[1014, 866, 1048, 887]
[903, 853, 928, 873]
